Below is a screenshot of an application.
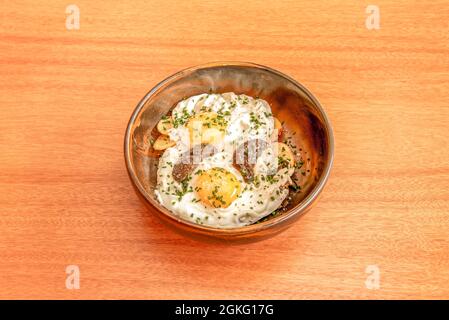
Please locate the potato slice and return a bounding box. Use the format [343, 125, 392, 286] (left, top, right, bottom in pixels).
[271, 117, 283, 141]
[275, 142, 295, 168]
[274, 117, 283, 133]
[157, 117, 173, 135]
[153, 135, 175, 151]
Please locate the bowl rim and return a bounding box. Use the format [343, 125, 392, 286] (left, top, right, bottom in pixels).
[124, 61, 334, 235]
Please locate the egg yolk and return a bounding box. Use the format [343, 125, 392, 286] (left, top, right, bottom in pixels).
[187, 112, 227, 145]
[195, 167, 241, 208]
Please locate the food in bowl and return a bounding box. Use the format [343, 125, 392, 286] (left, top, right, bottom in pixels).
[152, 92, 305, 228]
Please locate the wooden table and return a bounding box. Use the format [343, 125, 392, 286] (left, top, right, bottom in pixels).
[1, 0, 448, 299]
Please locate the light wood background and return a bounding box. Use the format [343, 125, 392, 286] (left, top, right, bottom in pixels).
[1, 0, 448, 299]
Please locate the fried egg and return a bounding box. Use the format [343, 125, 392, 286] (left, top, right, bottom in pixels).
[154, 93, 296, 228]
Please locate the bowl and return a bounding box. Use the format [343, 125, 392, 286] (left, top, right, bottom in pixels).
[124, 62, 334, 243]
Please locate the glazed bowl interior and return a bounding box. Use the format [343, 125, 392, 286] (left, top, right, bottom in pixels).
[125, 62, 333, 243]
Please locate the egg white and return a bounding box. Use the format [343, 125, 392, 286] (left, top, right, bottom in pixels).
[154, 93, 294, 228]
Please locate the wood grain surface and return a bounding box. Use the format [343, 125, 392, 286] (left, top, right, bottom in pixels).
[1, 0, 449, 299]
